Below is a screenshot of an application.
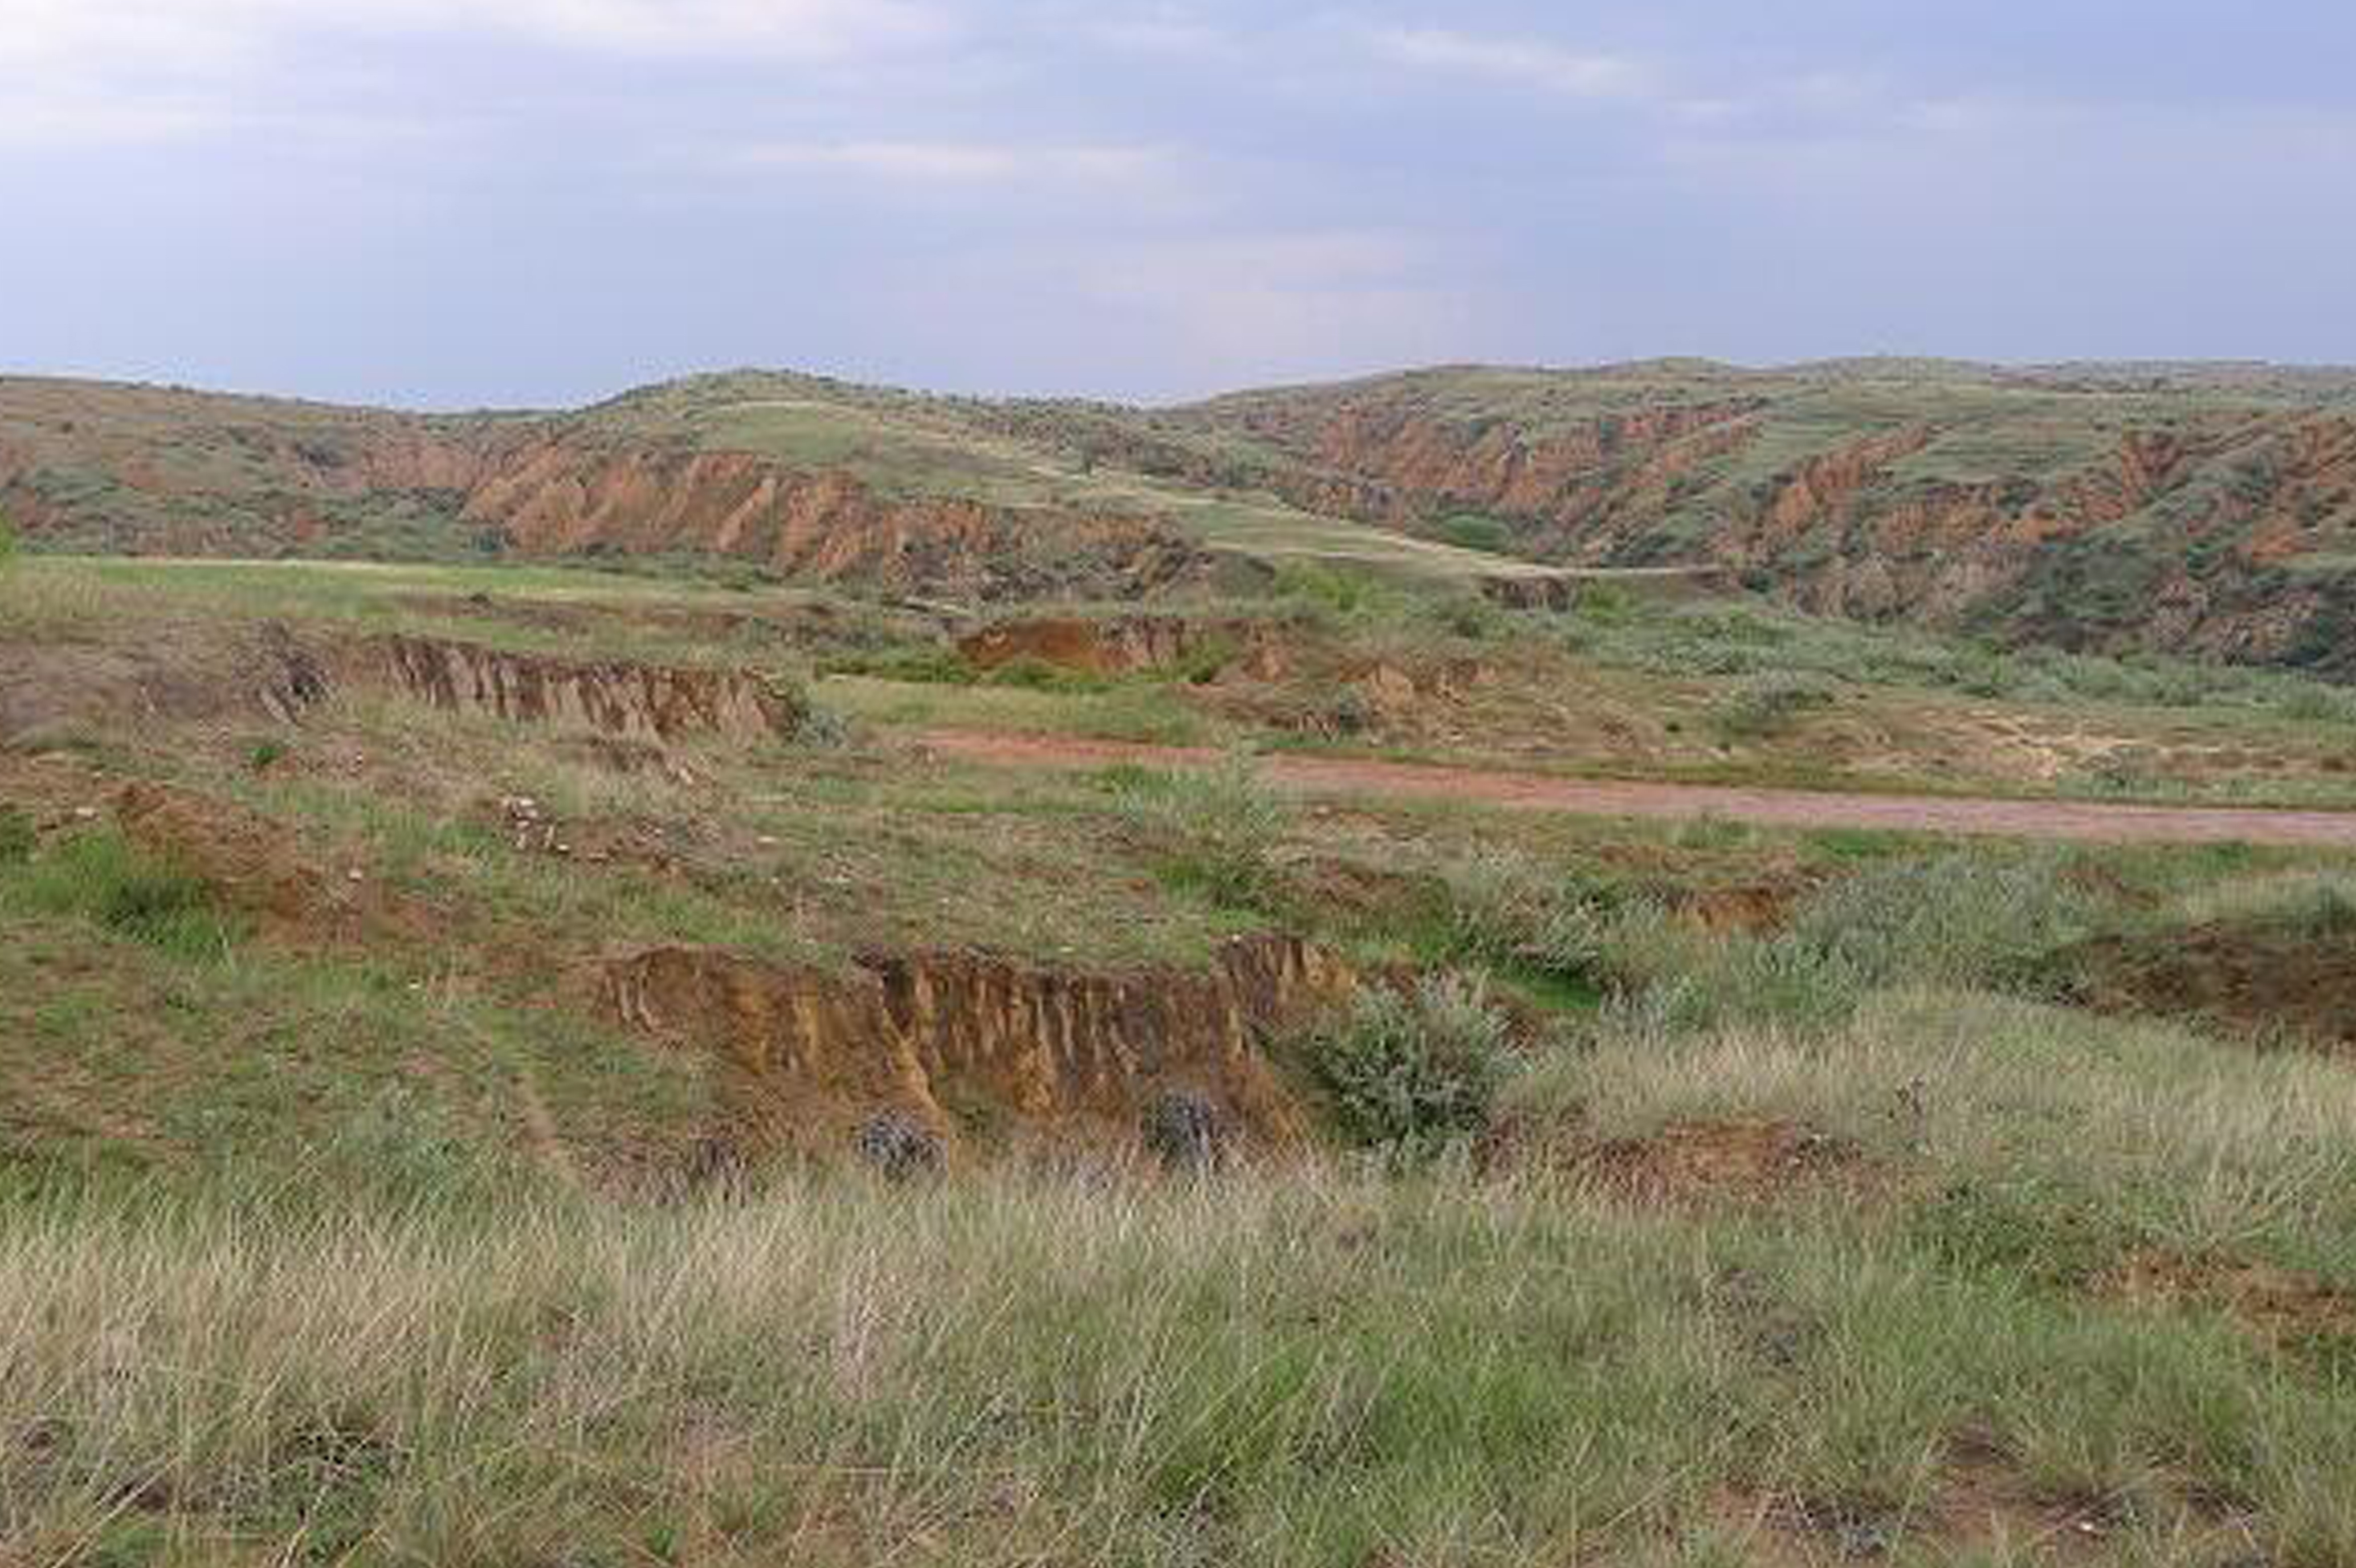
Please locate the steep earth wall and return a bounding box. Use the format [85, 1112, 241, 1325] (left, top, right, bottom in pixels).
[601, 933, 1357, 1157]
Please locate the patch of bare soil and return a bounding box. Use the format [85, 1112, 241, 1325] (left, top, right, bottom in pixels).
[1581, 1117, 1865, 1204]
[0, 618, 330, 746]
[1718, 1431, 2263, 1565]
[2060, 922, 2356, 1050]
[598, 933, 1358, 1163]
[2107, 1248, 2356, 1348]
[957, 614, 1296, 682]
[480, 792, 701, 873]
[113, 782, 436, 946]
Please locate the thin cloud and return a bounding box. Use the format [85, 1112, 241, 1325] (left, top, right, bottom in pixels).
[741, 140, 1168, 185]
[1, 0, 950, 63]
[1370, 26, 1659, 103]
[0, 0, 953, 147]
[1079, 230, 1487, 385]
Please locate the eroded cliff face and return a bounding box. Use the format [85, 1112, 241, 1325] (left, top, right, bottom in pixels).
[601, 934, 1357, 1158]
[463, 439, 1209, 599]
[0, 378, 1212, 600]
[358, 634, 803, 744]
[957, 615, 1276, 678]
[1208, 385, 2356, 669]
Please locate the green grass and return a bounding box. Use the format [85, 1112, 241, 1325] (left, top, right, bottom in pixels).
[13, 552, 2356, 1562]
[3, 830, 243, 963]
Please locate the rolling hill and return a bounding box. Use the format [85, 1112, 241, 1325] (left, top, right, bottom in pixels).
[7, 357, 2356, 670]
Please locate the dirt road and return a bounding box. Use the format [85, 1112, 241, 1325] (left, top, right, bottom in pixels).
[918, 729, 2356, 849]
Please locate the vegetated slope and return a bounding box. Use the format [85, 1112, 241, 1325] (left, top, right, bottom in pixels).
[0, 370, 1525, 600]
[14, 358, 2356, 668]
[1174, 359, 2356, 675]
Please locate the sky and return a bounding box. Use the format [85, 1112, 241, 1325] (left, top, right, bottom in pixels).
[2, 0, 2351, 409]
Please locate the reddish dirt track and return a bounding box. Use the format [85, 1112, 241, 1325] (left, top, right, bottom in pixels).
[917, 729, 2356, 849]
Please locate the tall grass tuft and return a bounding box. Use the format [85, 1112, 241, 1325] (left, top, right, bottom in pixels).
[1110, 758, 1292, 910]
[1436, 844, 1609, 986]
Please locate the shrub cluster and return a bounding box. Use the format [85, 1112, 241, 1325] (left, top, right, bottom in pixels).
[1305, 975, 1513, 1161]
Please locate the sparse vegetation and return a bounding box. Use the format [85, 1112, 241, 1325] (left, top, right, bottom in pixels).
[0, 805, 32, 864]
[1436, 843, 1610, 988]
[7, 552, 2356, 1565]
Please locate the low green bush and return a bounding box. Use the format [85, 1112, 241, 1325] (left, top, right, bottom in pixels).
[830, 645, 978, 686]
[1305, 975, 1513, 1160]
[1435, 512, 1513, 555]
[1608, 848, 2105, 1033]
[985, 655, 1108, 695]
[1712, 671, 1839, 741]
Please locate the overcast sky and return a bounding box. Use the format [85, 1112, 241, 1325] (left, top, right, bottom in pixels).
[3, 1, 2350, 409]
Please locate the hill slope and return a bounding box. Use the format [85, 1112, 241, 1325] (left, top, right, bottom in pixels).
[8, 359, 2356, 668]
[1173, 360, 2356, 673]
[0, 370, 1536, 600]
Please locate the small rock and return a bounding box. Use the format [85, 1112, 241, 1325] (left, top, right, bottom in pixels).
[72, 806, 99, 822]
[1142, 1090, 1228, 1175]
[853, 1110, 945, 1182]
[346, 868, 365, 883]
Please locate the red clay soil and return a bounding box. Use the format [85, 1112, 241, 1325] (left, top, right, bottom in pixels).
[917, 729, 2356, 848]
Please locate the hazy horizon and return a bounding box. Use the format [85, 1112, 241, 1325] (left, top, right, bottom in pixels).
[6, 1, 2351, 409]
[16, 352, 2356, 420]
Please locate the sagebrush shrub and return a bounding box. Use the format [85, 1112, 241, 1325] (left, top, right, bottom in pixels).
[1307, 975, 1512, 1160]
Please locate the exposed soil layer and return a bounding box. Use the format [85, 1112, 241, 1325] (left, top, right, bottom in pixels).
[0, 619, 332, 746]
[113, 782, 434, 946]
[957, 615, 1267, 678]
[468, 439, 1212, 600]
[356, 635, 803, 744]
[1583, 1118, 1862, 1204]
[601, 933, 1357, 1159]
[1717, 1453, 2231, 1566]
[2059, 921, 2356, 1047]
[0, 618, 802, 752]
[916, 728, 2356, 848]
[1195, 371, 2356, 675]
[2108, 1248, 2356, 1348]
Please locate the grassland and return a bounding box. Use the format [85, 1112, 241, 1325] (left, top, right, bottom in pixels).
[7, 555, 2356, 1563]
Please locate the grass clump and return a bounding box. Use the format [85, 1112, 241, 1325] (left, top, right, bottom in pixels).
[1436, 844, 1609, 988]
[1305, 975, 1513, 1161]
[1712, 670, 1839, 741]
[1111, 758, 1291, 910]
[0, 805, 32, 864]
[1611, 848, 2104, 1032]
[4, 830, 240, 961]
